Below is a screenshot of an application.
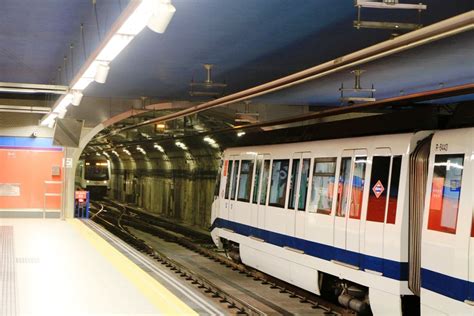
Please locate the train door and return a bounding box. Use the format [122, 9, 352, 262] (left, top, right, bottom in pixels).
[287, 152, 311, 238]
[364, 148, 392, 273]
[228, 157, 240, 222]
[334, 149, 368, 267]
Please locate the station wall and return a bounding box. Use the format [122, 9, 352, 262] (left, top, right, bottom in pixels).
[0, 137, 64, 210]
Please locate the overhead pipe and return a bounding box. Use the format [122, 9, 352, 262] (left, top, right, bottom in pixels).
[104, 11, 473, 137]
[93, 82, 474, 148]
[0, 105, 51, 114]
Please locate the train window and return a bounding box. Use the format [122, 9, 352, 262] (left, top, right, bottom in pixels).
[428, 154, 464, 234]
[367, 156, 391, 223]
[238, 160, 254, 202]
[230, 160, 240, 200]
[288, 159, 301, 209]
[252, 159, 263, 204]
[214, 160, 223, 199]
[349, 156, 367, 219]
[224, 160, 233, 199]
[386, 156, 402, 224]
[336, 158, 352, 217]
[269, 159, 289, 208]
[298, 159, 310, 211]
[309, 158, 336, 214]
[260, 160, 271, 205]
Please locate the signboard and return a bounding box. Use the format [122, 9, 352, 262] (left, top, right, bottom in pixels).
[75, 191, 87, 202]
[64, 158, 73, 169]
[372, 180, 385, 199]
[0, 183, 21, 196]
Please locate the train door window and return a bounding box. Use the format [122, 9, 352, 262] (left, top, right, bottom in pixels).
[238, 160, 254, 202]
[386, 156, 402, 224]
[349, 156, 367, 219]
[269, 159, 290, 208]
[336, 157, 352, 217]
[230, 160, 240, 200]
[260, 160, 271, 205]
[288, 159, 301, 209]
[298, 159, 310, 211]
[367, 156, 391, 223]
[309, 158, 336, 214]
[252, 159, 263, 204]
[427, 154, 464, 234]
[224, 160, 233, 199]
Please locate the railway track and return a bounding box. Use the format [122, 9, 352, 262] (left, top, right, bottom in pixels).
[89, 199, 355, 316]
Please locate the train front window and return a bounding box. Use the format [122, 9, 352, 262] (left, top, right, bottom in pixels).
[309, 158, 336, 214]
[85, 162, 109, 181]
[428, 154, 464, 234]
[269, 159, 289, 208]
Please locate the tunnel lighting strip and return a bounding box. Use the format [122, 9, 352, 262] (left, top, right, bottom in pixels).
[40, 0, 176, 128]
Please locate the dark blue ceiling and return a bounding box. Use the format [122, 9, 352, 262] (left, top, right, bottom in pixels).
[0, 0, 472, 106]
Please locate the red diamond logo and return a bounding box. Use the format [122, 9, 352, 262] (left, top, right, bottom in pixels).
[372, 180, 384, 198]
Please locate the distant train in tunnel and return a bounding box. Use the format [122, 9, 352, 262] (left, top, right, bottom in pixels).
[210, 127, 474, 315]
[75, 157, 111, 197]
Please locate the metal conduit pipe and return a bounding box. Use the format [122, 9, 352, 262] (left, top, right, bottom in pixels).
[104, 11, 473, 137]
[0, 105, 51, 114]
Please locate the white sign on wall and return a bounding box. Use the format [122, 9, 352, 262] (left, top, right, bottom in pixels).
[0, 183, 21, 196]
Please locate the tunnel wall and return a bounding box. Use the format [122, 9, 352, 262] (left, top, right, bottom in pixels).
[108, 150, 220, 229]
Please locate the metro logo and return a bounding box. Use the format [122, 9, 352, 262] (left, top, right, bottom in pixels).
[372, 180, 384, 199]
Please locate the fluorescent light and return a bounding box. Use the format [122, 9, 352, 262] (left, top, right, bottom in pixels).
[72, 77, 94, 90]
[95, 63, 110, 84]
[96, 34, 134, 62]
[71, 91, 83, 106]
[147, 1, 176, 34]
[118, 1, 153, 35]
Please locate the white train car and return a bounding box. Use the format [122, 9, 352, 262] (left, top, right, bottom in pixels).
[75, 157, 111, 197]
[210, 128, 474, 315]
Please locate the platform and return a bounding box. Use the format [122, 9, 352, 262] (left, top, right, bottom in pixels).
[0, 218, 223, 315]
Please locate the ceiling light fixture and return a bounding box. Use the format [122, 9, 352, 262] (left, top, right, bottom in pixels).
[147, 0, 176, 34]
[40, 0, 176, 127]
[71, 90, 83, 106]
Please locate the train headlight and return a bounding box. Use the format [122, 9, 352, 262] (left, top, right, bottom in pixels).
[86, 180, 90, 183]
[103, 181, 107, 184]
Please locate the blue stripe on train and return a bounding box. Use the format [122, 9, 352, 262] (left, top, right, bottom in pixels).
[421, 268, 474, 302]
[210, 217, 408, 281]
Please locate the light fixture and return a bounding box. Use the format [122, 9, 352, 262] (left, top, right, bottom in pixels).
[147, 0, 176, 34]
[154, 143, 165, 152]
[94, 63, 110, 84]
[175, 141, 188, 150]
[237, 131, 246, 137]
[71, 90, 83, 106]
[40, 0, 177, 127]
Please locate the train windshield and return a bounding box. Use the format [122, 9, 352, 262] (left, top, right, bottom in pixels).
[85, 162, 109, 181]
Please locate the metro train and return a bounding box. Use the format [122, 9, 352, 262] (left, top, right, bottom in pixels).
[210, 127, 474, 315]
[75, 157, 111, 197]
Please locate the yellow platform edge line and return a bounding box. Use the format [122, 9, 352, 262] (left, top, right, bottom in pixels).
[69, 219, 198, 316]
